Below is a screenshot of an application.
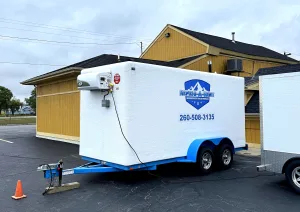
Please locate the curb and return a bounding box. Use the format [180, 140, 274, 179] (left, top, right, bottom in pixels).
[237, 150, 261, 157]
[0, 123, 36, 126]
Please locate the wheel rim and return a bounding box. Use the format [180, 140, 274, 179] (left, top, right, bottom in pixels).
[222, 149, 232, 165]
[202, 152, 212, 170]
[292, 166, 300, 188]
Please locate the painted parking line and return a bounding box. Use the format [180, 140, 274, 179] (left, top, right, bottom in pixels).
[0, 138, 14, 144]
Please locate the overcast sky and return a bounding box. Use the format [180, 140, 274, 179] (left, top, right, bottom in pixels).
[1, 0, 300, 101]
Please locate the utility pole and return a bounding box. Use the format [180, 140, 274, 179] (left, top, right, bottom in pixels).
[140, 42, 143, 55]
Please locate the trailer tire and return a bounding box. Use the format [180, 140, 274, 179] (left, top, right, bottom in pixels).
[197, 147, 214, 174]
[285, 160, 300, 194]
[217, 144, 233, 170]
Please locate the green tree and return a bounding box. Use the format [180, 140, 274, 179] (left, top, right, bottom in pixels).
[0, 86, 13, 114]
[25, 88, 36, 113]
[8, 98, 22, 115]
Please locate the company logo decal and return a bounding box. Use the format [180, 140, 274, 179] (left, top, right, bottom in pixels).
[180, 79, 214, 110]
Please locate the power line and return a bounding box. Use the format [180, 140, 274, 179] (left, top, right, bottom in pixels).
[0, 37, 99, 49]
[0, 26, 153, 43]
[0, 17, 153, 41]
[0, 61, 65, 66]
[0, 26, 130, 42]
[0, 19, 129, 39]
[0, 34, 138, 46]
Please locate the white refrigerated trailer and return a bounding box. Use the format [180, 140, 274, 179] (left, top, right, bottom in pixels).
[38, 62, 247, 189]
[257, 72, 300, 194]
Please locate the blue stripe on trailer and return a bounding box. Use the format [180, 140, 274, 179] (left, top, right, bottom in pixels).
[81, 156, 187, 171]
[43, 164, 157, 179]
[234, 144, 248, 153]
[74, 165, 156, 174]
[176, 159, 194, 163]
[74, 166, 122, 174]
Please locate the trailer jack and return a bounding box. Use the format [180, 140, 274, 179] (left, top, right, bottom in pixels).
[37, 160, 80, 195]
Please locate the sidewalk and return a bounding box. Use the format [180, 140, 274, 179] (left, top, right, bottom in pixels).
[237, 147, 261, 156]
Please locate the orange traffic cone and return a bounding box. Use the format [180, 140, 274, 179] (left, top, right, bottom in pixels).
[12, 180, 27, 200]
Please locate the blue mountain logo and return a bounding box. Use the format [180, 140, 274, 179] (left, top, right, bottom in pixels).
[180, 79, 214, 110]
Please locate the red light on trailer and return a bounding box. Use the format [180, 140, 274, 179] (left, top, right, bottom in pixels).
[114, 73, 120, 84]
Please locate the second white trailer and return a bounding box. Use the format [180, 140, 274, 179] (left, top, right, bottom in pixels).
[257, 72, 300, 194]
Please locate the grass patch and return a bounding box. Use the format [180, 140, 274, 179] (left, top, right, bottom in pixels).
[0, 117, 36, 125]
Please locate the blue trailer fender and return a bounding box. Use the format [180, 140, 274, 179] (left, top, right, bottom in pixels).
[186, 137, 227, 162]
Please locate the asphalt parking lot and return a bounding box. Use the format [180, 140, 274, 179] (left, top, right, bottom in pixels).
[0, 125, 299, 212]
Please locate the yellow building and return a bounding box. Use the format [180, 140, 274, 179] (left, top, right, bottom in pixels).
[22, 24, 298, 146]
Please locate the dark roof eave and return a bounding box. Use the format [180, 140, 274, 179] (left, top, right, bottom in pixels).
[219, 51, 298, 64]
[21, 54, 206, 85]
[21, 67, 82, 85]
[246, 113, 260, 116]
[171, 25, 298, 63]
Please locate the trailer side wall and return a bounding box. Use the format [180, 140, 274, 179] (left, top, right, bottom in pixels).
[260, 73, 300, 173]
[80, 62, 245, 166]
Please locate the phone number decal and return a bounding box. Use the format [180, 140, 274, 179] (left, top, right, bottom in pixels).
[179, 114, 214, 121]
